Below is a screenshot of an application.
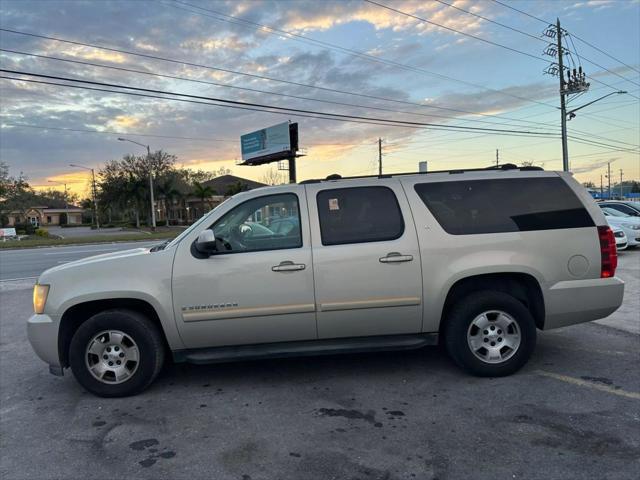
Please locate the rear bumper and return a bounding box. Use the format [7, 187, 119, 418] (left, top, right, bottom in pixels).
[27, 313, 62, 373]
[543, 277, 624, 330]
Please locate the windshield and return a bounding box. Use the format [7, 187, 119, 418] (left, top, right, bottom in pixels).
[602, 207, 629, 217]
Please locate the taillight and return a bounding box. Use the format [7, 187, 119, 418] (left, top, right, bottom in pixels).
[597, 226, 617, 278]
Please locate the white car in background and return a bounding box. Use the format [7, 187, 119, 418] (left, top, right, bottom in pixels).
[611, 225, 628, 251]
[600, 207, 640, 247]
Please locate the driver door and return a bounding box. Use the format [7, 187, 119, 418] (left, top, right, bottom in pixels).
[171, 187, 317, 349]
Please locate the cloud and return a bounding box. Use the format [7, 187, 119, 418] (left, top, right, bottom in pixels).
[1, 0, 636, 191]
[277, 0, 489, 36]
[571, 157, 619, 174]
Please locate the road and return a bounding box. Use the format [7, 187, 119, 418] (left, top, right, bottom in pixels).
[0, 241, 161, 281]
[0, 250, 638, 479]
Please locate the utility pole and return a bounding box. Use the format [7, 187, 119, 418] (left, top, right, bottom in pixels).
[378, 138, 383, 176]
[69, 164, 99, 229]
[619, 169, 624, 199]
[600, 174, 603, 198]
[48, 180, 69, 223]
[607, 162, 611, 200]
[118, 138, 156, 230]
[147, 145, 157, 231]
[557, 19, 570, 172]
[496, 149, 499, 167]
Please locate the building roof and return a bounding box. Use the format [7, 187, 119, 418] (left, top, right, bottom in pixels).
[201, 175, 266, 195]
[8, 205, 83, 214]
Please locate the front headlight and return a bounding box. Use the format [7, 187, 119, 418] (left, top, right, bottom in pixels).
[33, 284, 50, 314]
[621, 223, 640, 230]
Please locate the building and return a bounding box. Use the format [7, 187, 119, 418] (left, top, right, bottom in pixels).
[156, 175, 267, 224]
[6, 205, 84, 227]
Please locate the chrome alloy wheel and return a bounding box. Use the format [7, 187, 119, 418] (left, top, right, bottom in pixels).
[85, 330, 140, 384]
[467, 310, 521, 364]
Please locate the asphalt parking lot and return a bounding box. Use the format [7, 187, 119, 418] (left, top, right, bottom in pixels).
[0, 249, 638, 480]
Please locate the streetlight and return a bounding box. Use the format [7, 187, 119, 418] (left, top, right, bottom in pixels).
[118, 137, 156, 231]
[69, 164, 99, 229]
[559, 90, 627, 172]
[48, 180, 68, 225]
[566, 91, 627, 121]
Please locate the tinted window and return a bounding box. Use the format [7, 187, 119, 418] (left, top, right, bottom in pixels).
[317, 186, 404, 245]
[210, 193, 301, 253]
[414, 177, 594, 235]
[605, 204, 639, 216]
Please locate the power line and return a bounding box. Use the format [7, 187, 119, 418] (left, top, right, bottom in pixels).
[4, 41, 631, 145]
[0, 48, 553, 131]
[0, 28, 559, 125]
[0, 122, 370, 146]
[366, 0, 639, 94]
[168, 0, 556, 109]
[0, 75, 436, 131]
[489, 0, 550, 26]
[0, 70, 563, 136]
[572, 35, 640, 75]
[431, 0, 547, 45]
[490, 0, 640, 76]
[363, 0, 549, 63]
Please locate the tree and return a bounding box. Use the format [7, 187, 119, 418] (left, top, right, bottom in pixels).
[192, 182, 215, 217]
[226, 181, 249, 196]
[98, 150, 177, 227]
[582, 181, 596, 188]
[0, 168, 37, 218]
[0, 161, 9, 199]
[156, 175, 182, 225]
[261, 168, 285, 185]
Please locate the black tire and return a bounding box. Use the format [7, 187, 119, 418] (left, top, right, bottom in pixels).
[69, 309, 165, 397]
[443, 290, 536, 377]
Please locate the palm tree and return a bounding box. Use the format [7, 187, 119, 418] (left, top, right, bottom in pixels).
[157, 178, 181, 225]
[192, 182, 215, 218]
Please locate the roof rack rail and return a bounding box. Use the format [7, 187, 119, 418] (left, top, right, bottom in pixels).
[299, 164, 544, 184]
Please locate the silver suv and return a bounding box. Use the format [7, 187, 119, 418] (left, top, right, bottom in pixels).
[28, 167, 624, 397]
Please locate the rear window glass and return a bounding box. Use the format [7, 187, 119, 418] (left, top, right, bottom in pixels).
[317, 186, 404, 245]
[414, 177, 594, 235]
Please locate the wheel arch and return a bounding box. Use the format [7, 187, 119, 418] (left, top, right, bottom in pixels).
[439, 272, 545, 332]
[58, 298, 170, 368]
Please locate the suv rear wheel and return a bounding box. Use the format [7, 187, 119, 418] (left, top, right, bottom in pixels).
[69, 309, 165, 397]
[443, 291, 536, 377]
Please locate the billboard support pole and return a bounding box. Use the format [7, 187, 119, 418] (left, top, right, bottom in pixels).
[289, 156, 297, 184]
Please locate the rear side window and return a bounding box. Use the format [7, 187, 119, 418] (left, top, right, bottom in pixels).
[414, 177, 594, 235]
[317, 186, 404, 245]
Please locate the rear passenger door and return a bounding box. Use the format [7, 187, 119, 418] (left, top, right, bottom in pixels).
[305, 179, 423, 339]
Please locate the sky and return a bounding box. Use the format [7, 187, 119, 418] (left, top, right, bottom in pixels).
[1, 0, 638, 198]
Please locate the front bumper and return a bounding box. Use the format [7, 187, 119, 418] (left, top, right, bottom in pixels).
[27, 313, 62, 373]
[543, 276, 625, 330]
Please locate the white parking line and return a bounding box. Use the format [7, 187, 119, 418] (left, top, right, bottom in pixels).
[0, 276, 38, 282]
[537, 370, 640, 400]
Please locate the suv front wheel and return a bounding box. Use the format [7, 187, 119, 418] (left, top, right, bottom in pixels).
[443, 291, 536, 377]
[69, 309, 165, 397]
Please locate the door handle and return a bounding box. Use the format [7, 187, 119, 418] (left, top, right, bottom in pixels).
[272, 261, 306, 272]
[379, 252, 414, 263]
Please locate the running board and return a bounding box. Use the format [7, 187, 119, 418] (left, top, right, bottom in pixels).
[173, 333, 438, 365]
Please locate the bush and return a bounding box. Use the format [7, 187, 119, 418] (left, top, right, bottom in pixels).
[155, 220, 167, 227]
[35, 228, 49, 238]
[15, 222, 36, 235]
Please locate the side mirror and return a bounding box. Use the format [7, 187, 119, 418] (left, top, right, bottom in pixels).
[195, 229, 217, 256]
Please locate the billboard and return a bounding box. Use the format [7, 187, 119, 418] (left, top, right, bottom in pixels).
[240, 122, 296, 165]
